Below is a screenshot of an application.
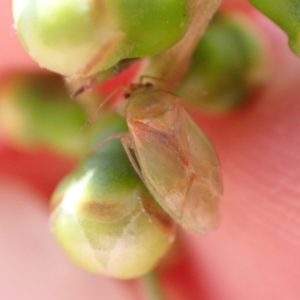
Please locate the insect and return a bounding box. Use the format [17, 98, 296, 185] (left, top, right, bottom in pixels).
[95, 79, 223, 233]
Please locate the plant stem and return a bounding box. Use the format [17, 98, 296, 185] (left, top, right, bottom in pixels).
[141, 271, 166, 300]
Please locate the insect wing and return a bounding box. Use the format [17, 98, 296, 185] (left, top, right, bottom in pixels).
[129, 107, 222, 233]
[175, 108, 223, 232]
[129, 120, 190, 225]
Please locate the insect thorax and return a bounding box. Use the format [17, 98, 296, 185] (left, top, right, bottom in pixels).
[126, 88, 178, 123]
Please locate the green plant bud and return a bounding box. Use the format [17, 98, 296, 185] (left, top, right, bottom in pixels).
[176, 13, 267, 112]
[13, 0, 189, 76]
[50, 113, 176, 279]
[0, 72, 88, 157]
[250, 0, 300, 56]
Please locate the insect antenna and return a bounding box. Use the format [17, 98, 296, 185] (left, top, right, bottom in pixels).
[81, 86, 126, 130]
[70, 59, 139, 98]
[139, 75, 207, 97]
[88, 132, 128, 155]
[71, 76, 99, 99]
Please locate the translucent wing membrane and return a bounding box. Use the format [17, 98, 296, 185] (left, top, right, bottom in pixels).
[129, 121, 189, 217]
[176, 108, 222, 232]
[127, 88, 222, 233]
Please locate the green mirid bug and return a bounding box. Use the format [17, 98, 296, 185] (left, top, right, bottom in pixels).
[101, 81, 223, 233]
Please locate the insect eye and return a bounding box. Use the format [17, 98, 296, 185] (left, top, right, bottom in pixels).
[145, 82, 154, 89]
[124, 92, 131, 99]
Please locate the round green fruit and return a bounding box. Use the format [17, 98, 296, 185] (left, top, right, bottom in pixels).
[250, 0, 300, 57]
[177, 13, 267, 112]
[0, 71, 87, 156]
[50, 113, 176, 279]
[13, 0, 189, 76]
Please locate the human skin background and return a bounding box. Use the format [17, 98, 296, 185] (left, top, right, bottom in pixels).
[1, 1, 300, 299]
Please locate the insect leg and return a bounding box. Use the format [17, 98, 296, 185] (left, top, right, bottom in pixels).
[120, 135, 145, 183]
[88, 132, 128, 156]
[81, 88, 126, 130]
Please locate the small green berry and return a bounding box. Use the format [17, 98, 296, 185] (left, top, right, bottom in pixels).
[250, 0, 300, 56]
[0, 71, 88, 157]
[177, 13, 267, 112]
[50, 113, 176, 279]
[13, 0, 189, 76]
